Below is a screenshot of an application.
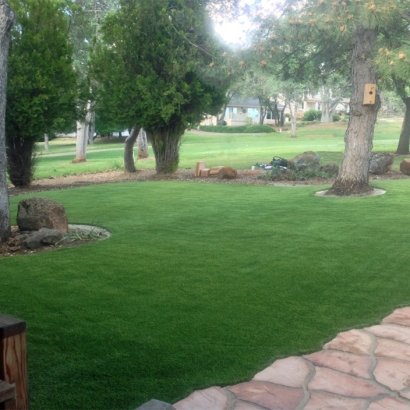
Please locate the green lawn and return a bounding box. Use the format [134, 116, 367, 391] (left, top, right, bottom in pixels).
[2, 178, 410, 409]
[33, 118, 407, 180]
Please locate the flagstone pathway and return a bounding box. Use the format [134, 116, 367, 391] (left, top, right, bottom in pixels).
[174, 307, 410, 410]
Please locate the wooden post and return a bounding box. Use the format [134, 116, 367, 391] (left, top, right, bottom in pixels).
[195, 161, 205, 177]
[0, 315, 29, 410]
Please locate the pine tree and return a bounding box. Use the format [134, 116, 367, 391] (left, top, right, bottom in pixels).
[255, 0, 410, 195]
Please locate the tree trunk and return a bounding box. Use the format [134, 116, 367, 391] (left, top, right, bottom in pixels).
[44, 133, 49, 151]
[150, 125, 184, 174]
[124, 126, 139, 173]
[73, 100, 92, 163]
[328, 26, 379, 196]
[289, 102, 298, 137]
[6, 136, 37, 187]
[137, 128, 149, 159]
[0, 0, 13, 242]
[396, 97, 410, 155]
[88, 109, 95, 145]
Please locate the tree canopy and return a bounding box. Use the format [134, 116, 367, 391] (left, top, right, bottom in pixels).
[6, 0, 77, 186]
[91, 0, 230, 173]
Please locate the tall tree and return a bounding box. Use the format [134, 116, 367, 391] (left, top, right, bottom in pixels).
[0, 0, 13, 243]
[69, 0, 118, 163]
[92, 0, 229, 174]
[6, 0, 77, 187]
[256, 0, 409, 195]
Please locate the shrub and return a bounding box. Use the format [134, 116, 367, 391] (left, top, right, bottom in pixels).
[244, 125, 276, 133]
[303, 109, 322, 121]
[199, 125, 276, 133]
[333, 114, 341, 122]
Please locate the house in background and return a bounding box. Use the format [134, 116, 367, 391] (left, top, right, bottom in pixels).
[201, 93, 349, 127]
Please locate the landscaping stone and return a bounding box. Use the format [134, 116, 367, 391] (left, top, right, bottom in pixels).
[252, 356, 310, 387]
[368, 397, 410, 410]
[135, 400, 175, 410]
[383, 306, 410, 326]
[288, 151, 320, 171]
[173, 307, 410, 410]
[400, 159, 410, 175]
[24, 228, 64, 250]
[17, 197, 68, 232]
[173, 387, 230, 410]
[228, 382, 305, 410]
[369, 152, 395, 174]
[320, 162, 339, 175]
[303, 392, 366, 409]
[323, 329, 373, 355]
[217, 166, 237, 179]
[366, 324, 410, 344]
[304, 350, 373, 379]
[308, 367, 386, 398]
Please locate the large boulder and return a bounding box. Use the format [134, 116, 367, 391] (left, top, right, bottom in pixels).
[400, 159, 410, 176]
[369, 152, 394, 175]
[217, 166, 237, 180]
[288, 151, 320, 171]
[17, 197, 68, 233]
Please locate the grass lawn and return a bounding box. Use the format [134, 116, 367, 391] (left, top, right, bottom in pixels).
[2, 178, 410, 409]
[33, 118, 407, 180]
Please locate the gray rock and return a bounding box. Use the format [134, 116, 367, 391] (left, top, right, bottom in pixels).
[24, 228, 64, 250]
[135, 399, 175, 410]
[288, 151, 320, 171]
[369, 152, 394, 175]
[320, 162, 339, 176]
[17, 197, 68, 232]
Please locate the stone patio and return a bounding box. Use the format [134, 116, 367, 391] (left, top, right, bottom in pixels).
[173, 307, 410, 409]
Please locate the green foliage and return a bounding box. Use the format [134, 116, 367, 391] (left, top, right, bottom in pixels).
[200, 125, 275, 133]
[6, 0, 77, 186]
[91, 0, 230, 172]
[7, 0, 77, 139]
[303, 109, 322, 122]
[333, 114, 341, 122]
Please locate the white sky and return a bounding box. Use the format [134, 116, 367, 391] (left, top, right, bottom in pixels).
[214, 0, 283, 46]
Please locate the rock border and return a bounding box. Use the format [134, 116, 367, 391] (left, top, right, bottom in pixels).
[315, 188, 387, 198]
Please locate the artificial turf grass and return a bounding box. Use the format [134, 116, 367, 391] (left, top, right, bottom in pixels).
[2, 180, 410, 409]
[33, 118, 405, 179]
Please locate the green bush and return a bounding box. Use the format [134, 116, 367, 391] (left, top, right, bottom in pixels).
[333, 114, 341, 122]
[244, 125, 276, 133]
[303, 109, 322, 121]
[200, 125, 276, 133]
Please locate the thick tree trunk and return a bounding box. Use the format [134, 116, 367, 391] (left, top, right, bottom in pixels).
[6, 136, 36, 187]
[150, 125, 184, 174]
[396, 98, 410, 155]
[328, 26, 379, 196]
[73, 101, 92, 163]
[0, 0, 13, 242]
[124, 126, 139, 173]
[137, 128, 149, 159]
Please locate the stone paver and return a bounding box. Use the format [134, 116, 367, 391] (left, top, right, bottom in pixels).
[174, 307, 410, 409]
[252, 356, 311, 388]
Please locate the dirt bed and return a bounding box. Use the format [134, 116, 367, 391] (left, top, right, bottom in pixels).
[7, 167, 409, 197]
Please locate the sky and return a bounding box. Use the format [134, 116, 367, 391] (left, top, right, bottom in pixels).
[214, 0, 284, 46]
